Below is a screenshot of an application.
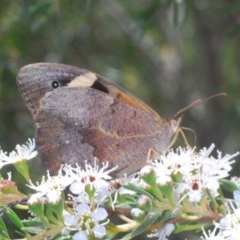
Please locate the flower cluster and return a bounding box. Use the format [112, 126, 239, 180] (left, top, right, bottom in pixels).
[142, 144, 237, 203]
[27, 160, 117, 239]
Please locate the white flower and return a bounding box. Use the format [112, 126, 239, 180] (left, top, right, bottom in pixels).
[148, 223, 175, 240]
[0, 138, 37, 169]
[27, 168, 72, 204]
[216, 202, 240, 240]
[65, 160, 117, 203]
[72, 231, 88, 240]
[63, 203, 108, 239]
[131, 208, 144, 218]
[149, 146, 197, 186]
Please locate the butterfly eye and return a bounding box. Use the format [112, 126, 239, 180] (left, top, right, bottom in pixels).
[51, 80, 59, 89]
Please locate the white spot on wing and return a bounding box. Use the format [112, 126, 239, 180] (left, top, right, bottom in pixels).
[68, 72, 97, 87]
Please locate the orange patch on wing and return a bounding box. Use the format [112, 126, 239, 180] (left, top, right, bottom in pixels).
[117, 92, 145, 109]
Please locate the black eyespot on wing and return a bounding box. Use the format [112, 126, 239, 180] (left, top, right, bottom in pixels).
[52, 80, 59, 89]
[91, 80, 109, 93]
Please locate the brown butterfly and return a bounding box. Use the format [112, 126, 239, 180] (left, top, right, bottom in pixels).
[17, 63, 180, 177]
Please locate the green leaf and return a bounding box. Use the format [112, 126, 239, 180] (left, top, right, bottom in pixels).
[0, 215, 10, 239]
[158, 185, 174, 204]
[121, 213, 160, 240]
[140, 167, 157, 186]
[220, 179, 239, 192]
[21, 226, 45, 235]
[13, 160, 30, 182]
[124, 183, 153, 199]
[49, 199, 64, 222]
[22, 218, 43, 227]
[29, 202, 49, 227]
[5, 207, 24, 230]
[160, 210, 174, 222]
[21, 218, 45, 235]
[45, 203, 62, 225]
[175, 222, 207, 233]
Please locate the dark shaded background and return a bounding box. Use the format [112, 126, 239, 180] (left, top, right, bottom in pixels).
[0, 1, 240, 167]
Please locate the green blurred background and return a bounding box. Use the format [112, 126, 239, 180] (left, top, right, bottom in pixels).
[0, 0, 240, 163]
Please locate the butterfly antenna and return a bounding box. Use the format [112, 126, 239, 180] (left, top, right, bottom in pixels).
[174, 92, 227, 118]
